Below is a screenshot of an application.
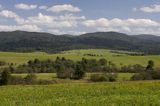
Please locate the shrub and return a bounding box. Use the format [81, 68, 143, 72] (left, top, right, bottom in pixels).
[36, 79, 56, 85]
[90, 74, 109, 82]
[90, 73, 118, 82]
[9, 76, 25, 85]
[131, 72, 152, 80]
[150, 71, 160, 80]
[24, 73, 37, 84]
[107, 73, 118, 82]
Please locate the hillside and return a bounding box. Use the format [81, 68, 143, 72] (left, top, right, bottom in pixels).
[0, 31, 160, 54]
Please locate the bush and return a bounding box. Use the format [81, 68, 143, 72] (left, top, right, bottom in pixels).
[9, 76, 25, 85]
[131, 71, 160, 81]
[90, 74, 109, 82]
[150, 71, 160, 80]
[107, 73, 118, 82]
[36, 79, 56, 85]
[131, 72, 152, 80]
[90, 73, 117, 82]
[24, 73, 37, 84]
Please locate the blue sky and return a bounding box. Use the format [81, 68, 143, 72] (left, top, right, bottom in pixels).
[0, 0, 160, 35]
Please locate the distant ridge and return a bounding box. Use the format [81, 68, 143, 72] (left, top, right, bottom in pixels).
[0, 31, 160, 54]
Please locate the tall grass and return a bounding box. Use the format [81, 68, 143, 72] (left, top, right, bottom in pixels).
[0, 81, 160, 105]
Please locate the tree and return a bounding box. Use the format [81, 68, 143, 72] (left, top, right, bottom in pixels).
[0, 70, 11, 85]
[146, 60, 154, 71]
[72, 64, 85, 79]
[99, 58, 107, 66]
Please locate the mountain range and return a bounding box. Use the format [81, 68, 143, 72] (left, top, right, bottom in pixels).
[0, 31, 160, 54]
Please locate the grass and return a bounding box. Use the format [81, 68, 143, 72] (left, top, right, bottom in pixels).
[0, 81, 160, 106]
[0, 49, 160, 67]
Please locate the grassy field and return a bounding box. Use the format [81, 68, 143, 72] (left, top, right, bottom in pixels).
[0, 49, 160, 67]
[0, 49, 159, 105]
[0, 81, 160, 106]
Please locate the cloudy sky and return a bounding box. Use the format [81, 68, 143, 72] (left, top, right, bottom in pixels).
[0, 0, 160, 35]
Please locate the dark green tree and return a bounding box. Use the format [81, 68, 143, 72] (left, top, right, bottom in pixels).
[146, 60, 154, 71]
[73, 64, 85, 79]
[99, 58, 107, 66]
[0, 70, 11, 85]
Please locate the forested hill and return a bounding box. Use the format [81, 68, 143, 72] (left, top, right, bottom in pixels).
[0, 31, 160, 54]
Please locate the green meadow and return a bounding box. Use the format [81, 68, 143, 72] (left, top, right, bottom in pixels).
[0, 81, 160, 106]
[0, 49, 160, 67]
[0, 49, 160, 106]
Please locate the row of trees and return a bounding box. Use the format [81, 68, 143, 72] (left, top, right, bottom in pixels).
[1, 57, 156, 74]
[0, 57, 159, 84]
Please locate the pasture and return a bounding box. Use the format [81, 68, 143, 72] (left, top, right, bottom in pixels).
[0, 49, 160, 67]
[0, 81, 160, 106]
[0, 49, 159, 106]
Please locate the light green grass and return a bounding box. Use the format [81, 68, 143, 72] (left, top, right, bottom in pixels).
[0, 49, 160, 67]
[0, 81, 160, 106]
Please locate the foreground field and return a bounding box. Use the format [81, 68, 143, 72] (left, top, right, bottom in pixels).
[0, 49, 160, 67]
[0, 81, 160, 106]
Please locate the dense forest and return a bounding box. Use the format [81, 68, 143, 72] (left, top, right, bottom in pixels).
[1, 31, 160, 54]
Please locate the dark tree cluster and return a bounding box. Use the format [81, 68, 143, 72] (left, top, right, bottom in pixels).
[0, 70, 54, 85]
[131, 60, 160, 80]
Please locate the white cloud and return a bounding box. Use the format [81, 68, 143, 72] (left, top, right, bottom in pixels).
[0, 10, 19, 18]
[0, 10, 26, 25]
[24, 13, 85, 28]
[39, 5, 48, 10]
[83, 18, 159, 28]
[47, 4, 81, 13]
[0, 24, 41, 32]
[83, 17, 160, 35]
[83, 18, 109, 27]
[48, 29, 86, 35]
[140, 4, 160, 13]
[15, 3, 37, 10]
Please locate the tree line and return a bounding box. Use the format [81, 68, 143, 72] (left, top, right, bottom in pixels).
[0, 57, 156, 74]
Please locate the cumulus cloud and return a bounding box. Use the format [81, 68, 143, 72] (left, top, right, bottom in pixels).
[1, 6, 160, 35]
[0, 10, 41, 32]
[15, 3, 37, 10]
[83, 18, 159, 27]
[83, 17, 160, 35]
[47, 4, 81, 13]
[0, 24, 41, 32]
[0, 10, 19, 18]
[140, 4, 160, 13]
[0, 10, 26, 24]
[48, 29, 86, 35]
[24, 13, 85, 28]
